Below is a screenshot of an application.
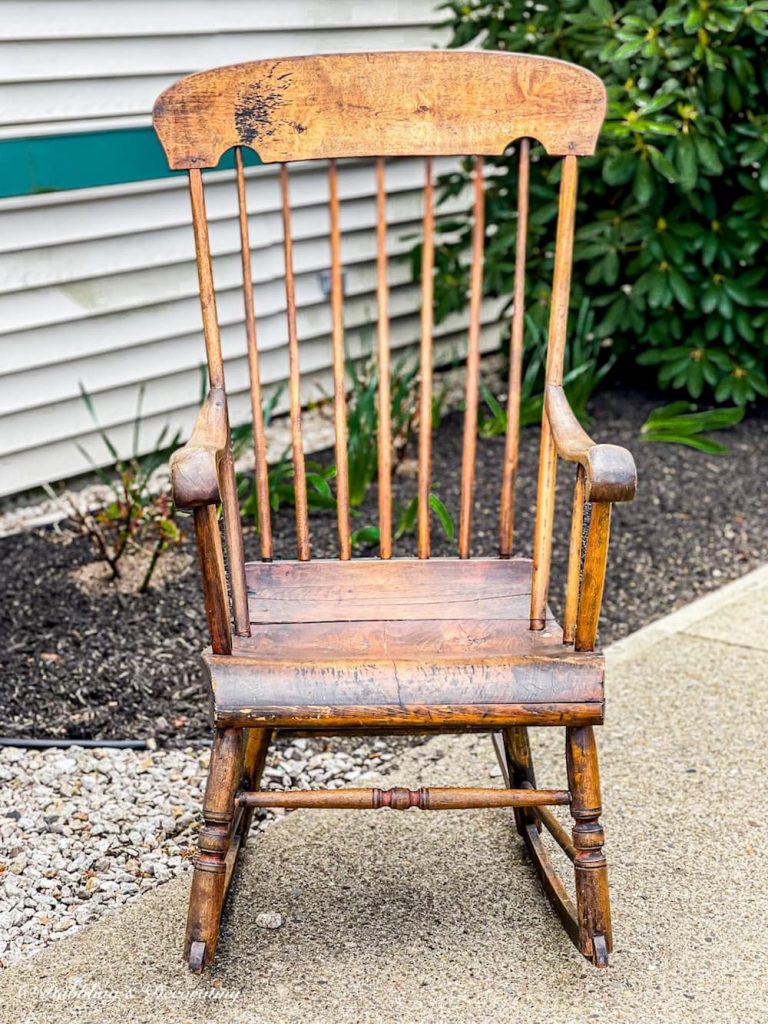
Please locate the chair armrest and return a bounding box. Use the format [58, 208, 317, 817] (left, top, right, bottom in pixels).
[170, 388, 228, 509]
[544, 384, 637, 503]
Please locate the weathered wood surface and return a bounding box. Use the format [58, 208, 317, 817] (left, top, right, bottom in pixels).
[211, 700, 603, 731]
[206, 642, 602, 709]
[245, 557, 549, 623]
[153, 51, 607, 169]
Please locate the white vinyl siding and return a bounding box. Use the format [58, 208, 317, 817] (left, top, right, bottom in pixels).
[0, 1, 501, 497]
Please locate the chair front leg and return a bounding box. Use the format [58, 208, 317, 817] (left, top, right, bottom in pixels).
[566, 725, 612, 966]
[185, 727, 244, 972]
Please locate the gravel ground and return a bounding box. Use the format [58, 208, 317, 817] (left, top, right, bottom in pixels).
[2, 383, 765, 745]
[0, 737, 398, 967]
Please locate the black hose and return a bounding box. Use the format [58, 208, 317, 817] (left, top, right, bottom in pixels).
[0, 737, 148, 750]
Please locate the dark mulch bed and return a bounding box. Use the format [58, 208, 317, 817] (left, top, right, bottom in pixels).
[2, 384, 765, 745]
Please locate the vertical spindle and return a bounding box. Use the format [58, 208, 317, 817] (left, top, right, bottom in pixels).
[530, 156, 579, 629]
[188, 169, 250, 636]
[458, 156, 486, 559]
[235, 148, 272, 561]
[375, 157, 393, 559]
[499, 138, 530, 557]
[328, 159, 351, 559]
[417, 157, 435, 559]
[279, 163, 310, 561]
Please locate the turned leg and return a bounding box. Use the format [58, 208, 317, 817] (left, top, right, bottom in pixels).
[566, 725, 612, 967]
[239, 728, 273, 845]
[185, 727, 244, 972]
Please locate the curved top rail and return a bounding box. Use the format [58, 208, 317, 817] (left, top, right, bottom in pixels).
[153, 50, 606, 169]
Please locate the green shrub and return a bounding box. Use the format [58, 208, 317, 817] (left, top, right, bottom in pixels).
[436, 0, 768, 406]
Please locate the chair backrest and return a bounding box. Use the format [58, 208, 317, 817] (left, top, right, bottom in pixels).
[153, 51, 606, 636]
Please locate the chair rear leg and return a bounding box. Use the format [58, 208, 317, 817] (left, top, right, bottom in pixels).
[239, 728, 273, 845]
[185, 727, 244, 973]
[492, 727, 538, 834]
[566, 725, 612, 967]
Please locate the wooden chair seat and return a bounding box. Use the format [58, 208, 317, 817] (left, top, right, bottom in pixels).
[204, 558, 603, 730]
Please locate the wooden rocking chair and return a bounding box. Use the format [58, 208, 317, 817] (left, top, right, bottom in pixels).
[152, 51, 637, 973]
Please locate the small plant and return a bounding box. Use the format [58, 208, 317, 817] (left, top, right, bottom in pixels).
[479, 301, 615, 437]
[640, 401, 744, 453]
[71, 384, 183, 591]
[344, 351, 433, 507]
[350, 492, 455, 550]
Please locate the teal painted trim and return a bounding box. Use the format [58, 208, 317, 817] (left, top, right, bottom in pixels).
[0, 127, 261, 199]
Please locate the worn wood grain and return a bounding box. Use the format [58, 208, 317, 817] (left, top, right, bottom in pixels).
[212, 700, 603, 731]
[246, 557, 545, 623]
[205, 642, 602, 710]
[153, 52, 606, 168]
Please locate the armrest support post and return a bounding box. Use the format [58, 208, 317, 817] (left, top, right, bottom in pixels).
[575, 502, 611, 652]
[193, 505, 232, 656]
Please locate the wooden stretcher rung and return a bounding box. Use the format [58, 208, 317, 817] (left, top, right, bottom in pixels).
[236, 785, 571, 811]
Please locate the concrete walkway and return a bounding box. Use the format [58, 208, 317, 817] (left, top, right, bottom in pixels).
[2, 567, 767, 1024]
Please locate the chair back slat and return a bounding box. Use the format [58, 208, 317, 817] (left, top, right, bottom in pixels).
[499, 138, 530, 557]
[328, 160, 352, 559]
[188, 169, 250, 633]
[417, 157, 435, 560]
[154, 52, 605, 168]
[530, 155, 579, 628]
[375, 157, 393, 560]
[458, 156, 486, 559]
[235, 148, 272, 560]
[279, 163, 311, 561]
